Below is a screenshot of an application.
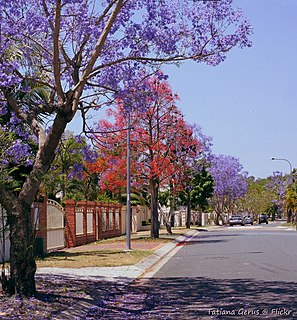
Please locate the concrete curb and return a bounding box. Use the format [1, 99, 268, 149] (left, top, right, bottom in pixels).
[135, 229, 199, 278]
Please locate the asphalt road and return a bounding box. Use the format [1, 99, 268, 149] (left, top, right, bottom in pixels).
[156, 222, 297, 282]
[99, 222, 297, 320]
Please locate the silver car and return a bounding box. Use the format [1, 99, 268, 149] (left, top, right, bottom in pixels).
[243, 215, 253, 225]
[229, 215, 244, 226]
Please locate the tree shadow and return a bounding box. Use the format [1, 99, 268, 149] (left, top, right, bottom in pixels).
[195, 228, 209, 232]
[196, 233, 243, 238]
[85, 276, 297, 319]
[42, 249, 125, 258]
[4, 273, 296, 319]
[0, 274, 118, 319]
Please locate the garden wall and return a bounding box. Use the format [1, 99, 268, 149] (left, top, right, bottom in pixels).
[1, 199, 153, 259]
[64, 200, 122, 248]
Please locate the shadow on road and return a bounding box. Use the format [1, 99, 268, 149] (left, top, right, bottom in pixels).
[86, 276, 297, 320]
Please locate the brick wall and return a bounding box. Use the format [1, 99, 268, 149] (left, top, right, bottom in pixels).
[64, 199, 76, 247]
[64, 200, 122, 248]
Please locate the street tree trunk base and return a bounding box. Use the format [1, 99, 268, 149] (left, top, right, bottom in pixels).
[166, 223, 172, 235]
[6, 204, 37, 297]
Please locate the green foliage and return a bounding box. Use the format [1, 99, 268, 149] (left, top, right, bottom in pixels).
[159, 190, 175, 208]
[158, 167, 214, 215]
[236, 177, 275, 214]
[265, 203, 279, 218]
[42, 131, 96, 201]
[0, 131, 30, 192]
[190, 168, 214, 211]
[96, 193, 119, 204]
[286, 188, 297, 209]
[178, 168, 214, 211]
[118, 189, 150, 206]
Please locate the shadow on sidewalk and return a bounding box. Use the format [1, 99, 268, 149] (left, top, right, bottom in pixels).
[4, 273, 296, 319]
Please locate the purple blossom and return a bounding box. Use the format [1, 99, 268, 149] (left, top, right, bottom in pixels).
[72, 163, 84, 179]
[0, 106, 7, 116]
[82, 146, 98, 164]
[0, 0, 252, 94]
[209, 154, 248, 214]
[265, 171, 287, 210]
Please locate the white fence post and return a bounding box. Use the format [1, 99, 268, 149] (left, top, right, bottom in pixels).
[0, 205, 10, 263]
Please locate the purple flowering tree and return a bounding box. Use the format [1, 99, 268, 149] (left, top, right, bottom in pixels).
[0, 0, 252, 296]
[42, 131, 98, 201]
[265, 171, 288, 219]
[209, 154, 248, 225]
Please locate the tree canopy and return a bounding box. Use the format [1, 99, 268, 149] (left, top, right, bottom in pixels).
[89, 74, 202, 236]
[209, 154, 248, 224]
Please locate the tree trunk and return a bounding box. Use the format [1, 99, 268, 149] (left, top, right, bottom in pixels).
[196, 208, 202, 227]
[186, 188, 191, 228]
[5, 202, 36, 296]
[150, 179, 159, 238]
[0, 110, 70, 296]
[215, 212, 221, 225]
[287, 209, 292, 223]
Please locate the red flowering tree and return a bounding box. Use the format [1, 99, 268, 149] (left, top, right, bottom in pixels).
[88, 116, 128, 195]
[89, 76, 200, 237]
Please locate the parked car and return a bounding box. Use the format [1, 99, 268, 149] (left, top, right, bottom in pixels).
[259, 214, 268, 224]
[229, 215, 244, 226]
[243, 215, 253, 225]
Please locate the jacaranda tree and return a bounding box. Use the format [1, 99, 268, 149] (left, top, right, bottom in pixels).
[0, 0, 252, 295]
[265, 171, 288, 220]
[209, 154, 248, 224]
[42, 131, 98, 201]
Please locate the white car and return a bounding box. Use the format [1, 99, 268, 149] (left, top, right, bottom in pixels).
[229, 215, 244, 226]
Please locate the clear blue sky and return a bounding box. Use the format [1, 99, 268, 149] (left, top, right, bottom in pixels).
[162, 0, 297, 179]
[68, 0, 297, 179]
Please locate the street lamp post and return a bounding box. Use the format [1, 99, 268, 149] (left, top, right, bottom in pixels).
[271, 157, 292, 176]
[126, 111, 132, 251]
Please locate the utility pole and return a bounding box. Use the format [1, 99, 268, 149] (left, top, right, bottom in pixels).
[126, 110, 132, 250]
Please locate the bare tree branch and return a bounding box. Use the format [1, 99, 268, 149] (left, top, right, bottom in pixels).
[53, 0, 65, 105]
